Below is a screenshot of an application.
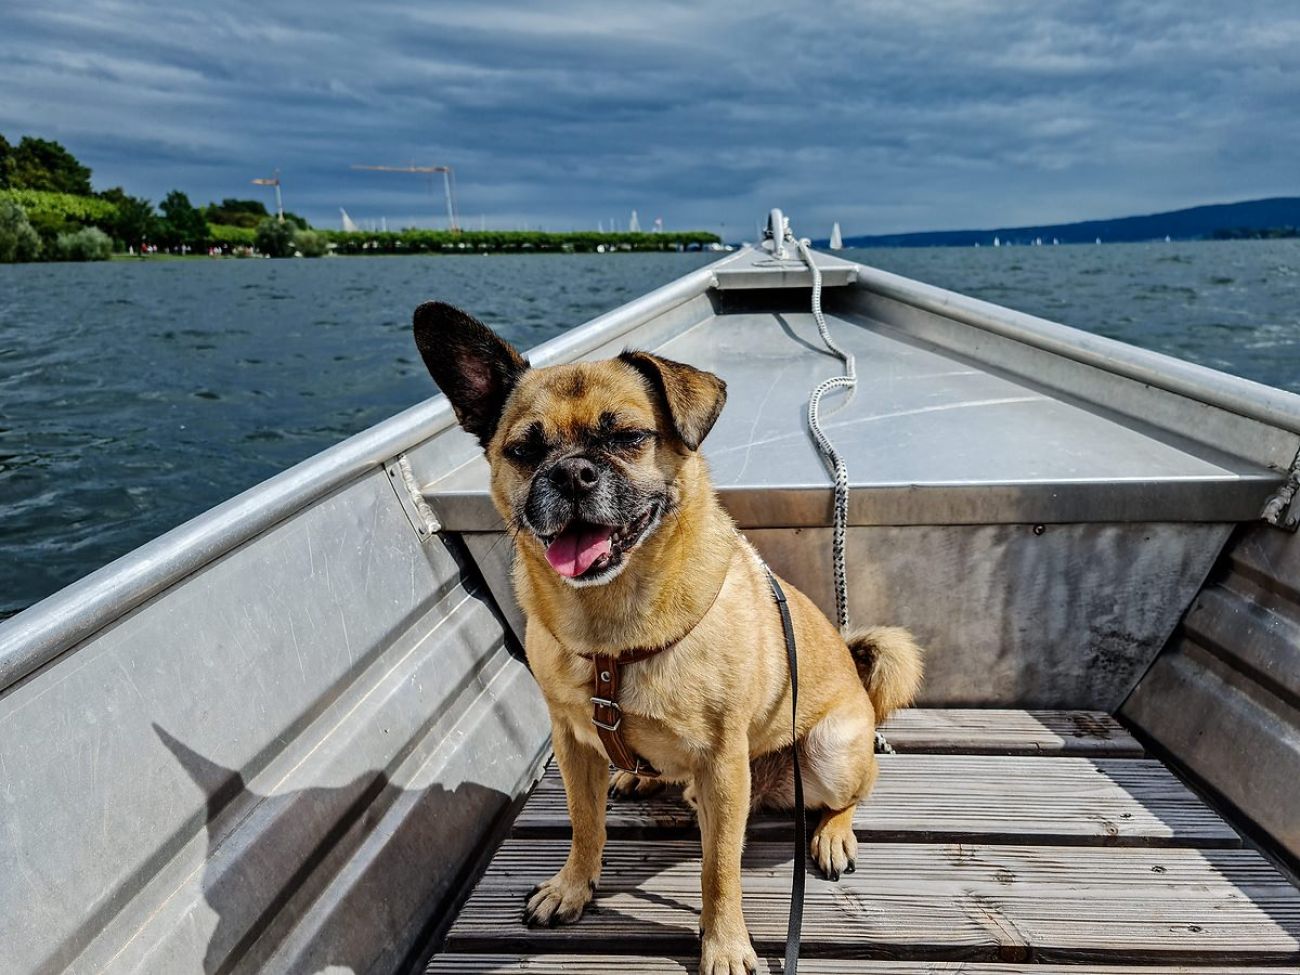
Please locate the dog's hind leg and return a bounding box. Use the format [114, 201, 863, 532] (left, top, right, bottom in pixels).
[524, 718, 607, 927]
[802, 703, 880, 880]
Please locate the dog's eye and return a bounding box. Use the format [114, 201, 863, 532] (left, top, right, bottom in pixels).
[504, 441, 543, 464]
[607, 429, 652, 449]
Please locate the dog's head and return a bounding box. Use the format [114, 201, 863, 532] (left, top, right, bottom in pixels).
[413, 302, 726, 587]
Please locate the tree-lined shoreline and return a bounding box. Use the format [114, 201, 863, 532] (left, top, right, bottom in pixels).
[0, 135, 719, 263]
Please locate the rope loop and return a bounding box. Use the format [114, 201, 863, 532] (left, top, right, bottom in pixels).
[792, 233, 855, 633]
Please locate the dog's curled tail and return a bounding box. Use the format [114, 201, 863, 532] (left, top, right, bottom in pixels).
[845, 626, 924, 723]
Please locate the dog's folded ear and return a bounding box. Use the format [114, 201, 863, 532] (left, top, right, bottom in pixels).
[619, 350, 727, 451]
[413, 302, 529, 447]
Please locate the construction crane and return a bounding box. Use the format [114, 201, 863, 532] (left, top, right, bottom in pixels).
[250, 170, 284, 222]
[350, 163, 460, 231]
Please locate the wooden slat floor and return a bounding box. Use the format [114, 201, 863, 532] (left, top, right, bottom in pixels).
[428, 710, 1300, 973]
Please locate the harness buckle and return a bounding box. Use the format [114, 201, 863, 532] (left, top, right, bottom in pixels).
[590, 696, 623, 732]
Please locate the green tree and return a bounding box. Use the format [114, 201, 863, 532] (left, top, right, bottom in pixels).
[158, 190, 208, 249]
[292, 228, 328, 257]
[11, 137, 93, 195]
[55, 226, 113, 261]
[112, 194, 157, 250]
[254, 216, 295, 257]
[0, 199, 42, 262]
[204, 198, 269, 228]
[0, 134, 12, 189]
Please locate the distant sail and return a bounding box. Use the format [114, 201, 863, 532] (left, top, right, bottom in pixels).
[829, 222, 843, 250]
[340, 208, 359, 232]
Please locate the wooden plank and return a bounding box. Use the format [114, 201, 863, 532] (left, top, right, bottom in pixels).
[880, 709, 1142, 756]
[514, 756, 1239, 848]
[428, 957, 1273, 974]
[448, 840, 1300, 963]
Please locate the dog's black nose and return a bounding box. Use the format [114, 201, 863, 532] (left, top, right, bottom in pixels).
[547, 457, 599, 498]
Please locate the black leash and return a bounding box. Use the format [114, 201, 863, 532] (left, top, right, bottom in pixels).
[766, 570, 804, 975]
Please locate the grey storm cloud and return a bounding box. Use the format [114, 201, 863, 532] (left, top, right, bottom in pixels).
[1, 0, 1297, 237]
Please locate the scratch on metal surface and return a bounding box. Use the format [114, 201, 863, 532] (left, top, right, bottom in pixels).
[337, 606, 353, 664]
[287, 614, 306, 683]
[362, 497, 382, 594]
[710, 395, 1043, 458]
[270, 589, 476, 794]
[732, 365, 789, 484]
[116, 660, 145, 701]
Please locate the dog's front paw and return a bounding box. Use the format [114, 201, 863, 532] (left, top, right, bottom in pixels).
[698, 927, 758, 974]
[811, 814, 858, 881]
[609, 769, 665, 799]
[523, 872, 595, 927]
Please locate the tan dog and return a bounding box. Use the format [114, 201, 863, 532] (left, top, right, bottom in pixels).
[414, 302, 923, 975]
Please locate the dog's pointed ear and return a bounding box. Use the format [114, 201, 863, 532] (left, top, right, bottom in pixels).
[413, 302, 529, 447]
[619, 350, 726, 451]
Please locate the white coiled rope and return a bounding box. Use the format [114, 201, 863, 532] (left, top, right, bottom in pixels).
[791, 232, 855, 633]
[778, 219, 895, 755]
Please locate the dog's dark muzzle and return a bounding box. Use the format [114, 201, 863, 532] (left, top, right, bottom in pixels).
[524, 456, 642, 537]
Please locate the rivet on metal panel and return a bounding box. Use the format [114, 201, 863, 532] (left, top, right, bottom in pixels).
[1032, 524, 1046, 536]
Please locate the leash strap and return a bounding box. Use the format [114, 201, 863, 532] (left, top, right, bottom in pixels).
[766, 570, 804, 975]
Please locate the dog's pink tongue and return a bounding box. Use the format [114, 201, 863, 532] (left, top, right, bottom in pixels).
[546, 524, 614, 578]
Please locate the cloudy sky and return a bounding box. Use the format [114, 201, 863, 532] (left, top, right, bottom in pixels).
[2, 1, 1297, 238]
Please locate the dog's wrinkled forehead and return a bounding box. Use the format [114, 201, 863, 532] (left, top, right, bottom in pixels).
[499, 361, 656, 444]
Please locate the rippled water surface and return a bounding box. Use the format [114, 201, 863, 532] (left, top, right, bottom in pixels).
[2, 239, 1298, 615]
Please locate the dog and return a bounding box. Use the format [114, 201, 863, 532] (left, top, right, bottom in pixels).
[413, 302, 923, 975]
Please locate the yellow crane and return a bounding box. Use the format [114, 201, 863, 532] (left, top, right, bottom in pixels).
[351, 163, 460, 231]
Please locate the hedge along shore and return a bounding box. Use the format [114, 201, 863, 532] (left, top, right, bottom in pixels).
[0, 188, 722, 259]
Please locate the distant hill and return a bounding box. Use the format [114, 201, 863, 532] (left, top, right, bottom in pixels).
[830, 197, 1300, 248]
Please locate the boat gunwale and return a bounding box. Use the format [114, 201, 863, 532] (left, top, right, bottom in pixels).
[847, 263, 1300, 438]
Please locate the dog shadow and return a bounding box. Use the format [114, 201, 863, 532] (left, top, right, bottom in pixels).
[155, 725, 513, 974]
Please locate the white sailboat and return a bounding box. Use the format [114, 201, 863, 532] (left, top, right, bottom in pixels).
[339, 208, 360, 233]
[829, 222, 843, 250]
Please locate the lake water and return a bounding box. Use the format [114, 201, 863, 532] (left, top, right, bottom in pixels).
[2, 238, 1299, 617]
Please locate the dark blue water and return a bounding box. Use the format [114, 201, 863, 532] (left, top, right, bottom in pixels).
[3, 239, 1298, 616]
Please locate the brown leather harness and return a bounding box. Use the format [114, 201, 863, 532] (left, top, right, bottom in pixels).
[573, 558, 732, 778]
[587, 644, 669, 777]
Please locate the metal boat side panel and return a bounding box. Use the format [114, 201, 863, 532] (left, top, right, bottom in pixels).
[748, 522, 1231, 711]
[0, 469, 547, 975]
[463, 532, 528, 646]
[1123, 524, 1300, 861]
[451, 521, 1227, 711]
